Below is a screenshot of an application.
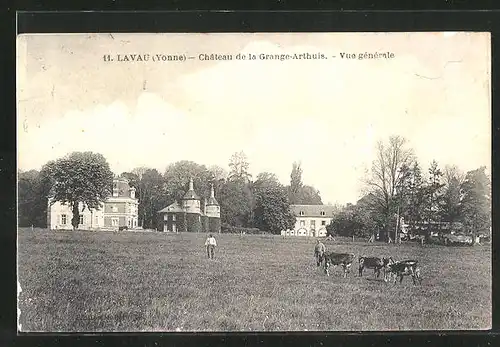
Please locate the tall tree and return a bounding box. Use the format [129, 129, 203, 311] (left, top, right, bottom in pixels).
[460, 167, 491, 242]
[139, 169, 165, 229]
[218, 179, 253, 227]
[253, 184, 296, 234]
[46, 152, 114, 230]
[289, 161, 303, 204]
[296, 185, 323, 205]
[18, 170, 46, 227]
[440, 165, 464, 228]
[228, 151, 252, 183]
[425, 160, 445, 236]
[163, 161, 211, 204]
[405, 161, 426, 236]
[363, 136, 414, 242]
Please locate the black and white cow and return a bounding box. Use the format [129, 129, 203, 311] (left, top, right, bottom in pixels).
[323, 252, 355, 278]
[386, 259, 422, 285]
[358, 256, 393, 279]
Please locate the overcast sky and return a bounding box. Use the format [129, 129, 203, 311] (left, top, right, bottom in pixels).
[17, 32, 491, 204]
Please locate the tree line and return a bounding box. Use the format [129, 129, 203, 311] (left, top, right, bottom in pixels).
[326, 136, 491, 243]
[18, 151, 323, 233]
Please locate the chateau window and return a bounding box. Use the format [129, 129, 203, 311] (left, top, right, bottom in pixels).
[95, 216, 99, 225]
[172, 214, 176, 221]
[321, 220, 326, 226]
[79, 215, 84, 225]
[320, 211, 326, 216]
[311, 220, 316, 227]
[299, 211, 305, 216]
[300, 220, 305, 227]
[111, 218, 119, 226]
[61, 214, 67, 225]
[128, 219, 131, 227]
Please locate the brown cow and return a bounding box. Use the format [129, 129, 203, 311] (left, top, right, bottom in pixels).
[386, 259, 422, 285]
[358, 256, 393, 280]
[323, 252, 355, 278]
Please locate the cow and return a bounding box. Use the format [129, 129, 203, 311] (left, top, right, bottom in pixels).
[323, 252, 355, 278]
[386, 259, 422, 285]
[358, 256, 393, 280]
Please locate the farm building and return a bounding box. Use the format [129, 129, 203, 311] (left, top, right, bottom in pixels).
[157, 179, 221, 233]
[47, 176, 139, 230]
[281, 204, 339, 237]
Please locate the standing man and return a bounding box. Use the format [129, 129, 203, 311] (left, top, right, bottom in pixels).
[314, 239, 326, 267]
[205, 234, 217, 259]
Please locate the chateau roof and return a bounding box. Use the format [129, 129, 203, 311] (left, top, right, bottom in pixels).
[290, 204, 339, 218]
[158, 201, 184, 213]
[206, 196, 219, 206]
[182, 178, 200, 200]
[183, 190, 200, 200]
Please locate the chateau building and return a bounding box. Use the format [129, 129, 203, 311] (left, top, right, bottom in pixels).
[157, 178, 221, 233]
[47, 177, 139, 230]
[281, 204, 339, 237]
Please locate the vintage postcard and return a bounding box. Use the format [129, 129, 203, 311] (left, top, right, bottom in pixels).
[17, 32, 491, 332]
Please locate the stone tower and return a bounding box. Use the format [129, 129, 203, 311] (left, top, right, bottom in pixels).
[182, 178, 201, 214]
[204, 184, 220, 218]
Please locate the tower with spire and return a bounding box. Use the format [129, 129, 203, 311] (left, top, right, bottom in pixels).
[182, 178, 201, 214]
[157, 178, 221, 233]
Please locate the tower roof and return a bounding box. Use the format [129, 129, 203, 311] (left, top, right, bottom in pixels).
[182, 178, 200, 200]
[206, 184, 219, 206]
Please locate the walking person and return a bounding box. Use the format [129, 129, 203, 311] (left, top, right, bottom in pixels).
[314, 239, 326, 267]
[205, 233, 217, 259]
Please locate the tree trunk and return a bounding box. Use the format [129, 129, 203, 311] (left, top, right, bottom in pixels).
[71, 202, 79, 230]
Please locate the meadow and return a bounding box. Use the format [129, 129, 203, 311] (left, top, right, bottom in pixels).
[17, 228, 491, 332]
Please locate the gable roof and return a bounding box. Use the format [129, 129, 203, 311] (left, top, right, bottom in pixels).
[290, 204, 339, 218]
[158, 201, 184, 213]
[183, 189, 200, 200]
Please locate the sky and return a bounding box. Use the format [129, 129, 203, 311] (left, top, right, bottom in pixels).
[17, 32, 491, 204]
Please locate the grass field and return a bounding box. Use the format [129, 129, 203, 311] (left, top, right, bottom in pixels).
[17, 228, 491, 332]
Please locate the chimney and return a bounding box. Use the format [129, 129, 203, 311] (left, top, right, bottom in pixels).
[189, 178, 194, 191]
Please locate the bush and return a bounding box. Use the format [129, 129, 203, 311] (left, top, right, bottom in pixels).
[220, 223, 266, 234]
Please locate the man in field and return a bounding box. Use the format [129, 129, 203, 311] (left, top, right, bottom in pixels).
[314, 239, 326, 267]
[323, 252, 355, 277]
[204, 234, 217, 259]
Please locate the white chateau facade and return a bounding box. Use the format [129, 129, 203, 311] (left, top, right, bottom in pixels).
[281, 204, 339, 237]
[48, 177, 139, 230]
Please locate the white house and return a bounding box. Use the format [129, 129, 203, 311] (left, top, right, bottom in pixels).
[48, 177, 139, 230]
[281, 204, 339, 237]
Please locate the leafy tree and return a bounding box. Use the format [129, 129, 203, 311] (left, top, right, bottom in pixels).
[363, 136, 414, 242]
[218, 179, 253, 227]
[228, 151, 252, 183]
[289, 161, 303, 204]
[253, 185, 296, 234]
[18, 170, 46, 227]
[139, 169, 166, 229]
[163, 161, 212, 204]
[460, 167, 491, 241]
[296, 185, 323, 205]
[46, 152, 114, 230]
[405, 161, 426, 236]
[287, 161, 323, 205]
[326, 203, 376, 238]
[440, 165, 465, 227]
[425, 160, 445, 229]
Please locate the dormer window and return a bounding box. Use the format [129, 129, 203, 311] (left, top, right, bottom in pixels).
[320, 211, 325, 216]
[299, 211, 305, 216]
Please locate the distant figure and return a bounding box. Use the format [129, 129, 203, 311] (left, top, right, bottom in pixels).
[205, 234, 217, 259]
[314, 239, 326, 267]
